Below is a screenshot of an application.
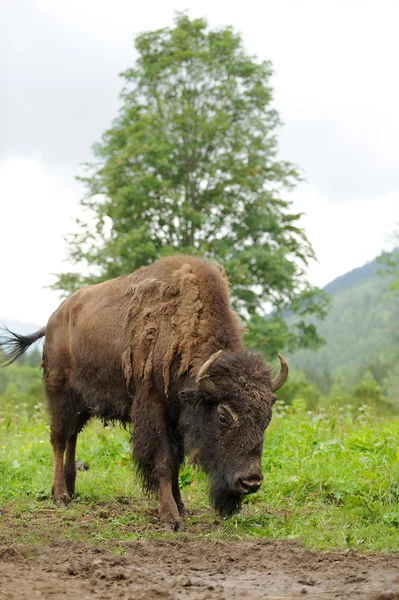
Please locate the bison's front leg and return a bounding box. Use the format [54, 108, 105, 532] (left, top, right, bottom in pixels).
[156, 455, 184, 531]
[132, 387, 183, 532]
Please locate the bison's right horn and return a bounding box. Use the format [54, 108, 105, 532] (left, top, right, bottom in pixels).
[196, 350, 222, 394]
[271, 353, 289, 392]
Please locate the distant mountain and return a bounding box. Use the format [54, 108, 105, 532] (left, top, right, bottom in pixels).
[323, 260, 381, 296]
[323, 249, 398, 296]
[290, 256, 398, 382]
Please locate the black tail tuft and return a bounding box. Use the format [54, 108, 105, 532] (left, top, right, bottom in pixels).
[0, 326, 46, 367]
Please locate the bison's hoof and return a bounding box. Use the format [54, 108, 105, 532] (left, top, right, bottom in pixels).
[54, 493, 71, 507]
[163, 520, 184, 533]
[75, 460, 89, 471]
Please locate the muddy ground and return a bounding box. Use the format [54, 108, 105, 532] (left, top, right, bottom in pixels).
[1, 538, 399, 600]
[1, 499, 398, 600]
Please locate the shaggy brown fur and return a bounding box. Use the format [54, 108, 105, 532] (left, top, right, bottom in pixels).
[0, 255, 287, 531]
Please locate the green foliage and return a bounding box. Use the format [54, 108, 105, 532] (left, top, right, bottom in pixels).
[256, 401, 399, 550]
[1, 398, 399, 550]
[245, 309, 328, 363]
[350, 370, 386, 408]
[52, 13, 328, 355]
[377, 234, 399, 293]
[17, 347, 42, 367]
[0, 364, 44, 407]
[321, 370, 396, 415]
[275, 369, 321, 410]
[383, 362, 399, 405]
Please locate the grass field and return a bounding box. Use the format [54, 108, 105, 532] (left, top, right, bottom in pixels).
[1, 398, 399, 552]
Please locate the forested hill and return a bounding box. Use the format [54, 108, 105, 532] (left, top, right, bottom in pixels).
[323, 259, 381, 295]
[290, 257, 398, 383]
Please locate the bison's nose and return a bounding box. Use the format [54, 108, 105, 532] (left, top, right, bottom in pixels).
[235, 474, 263, 494]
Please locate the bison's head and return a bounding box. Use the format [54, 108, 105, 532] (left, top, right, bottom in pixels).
[179, 350, 288, 517]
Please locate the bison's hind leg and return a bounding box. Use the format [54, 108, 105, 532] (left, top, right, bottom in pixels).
[50, 428, 71, 508]
[64, 410, 90, 497]
[46, 383, 87, 507]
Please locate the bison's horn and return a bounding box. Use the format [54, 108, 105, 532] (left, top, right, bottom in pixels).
[271, 353, 289, 392]
[196, 350, 222, 394]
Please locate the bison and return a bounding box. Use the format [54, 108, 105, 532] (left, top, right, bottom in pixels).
[0, 255, 288, 530]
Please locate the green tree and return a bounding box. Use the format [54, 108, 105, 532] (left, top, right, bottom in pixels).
[377, 230, 399, 293]
[17, 347, 42, 368]
[53, 13, 328, 353]
[376, 231, 399, 408]
[274, 369, 321, 410]
[383, 362, 399, 407]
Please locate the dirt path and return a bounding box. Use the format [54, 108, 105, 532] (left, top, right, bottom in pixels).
[1, 539, 399, 600]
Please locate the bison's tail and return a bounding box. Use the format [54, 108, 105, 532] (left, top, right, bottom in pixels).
[0, 326, 46, 366]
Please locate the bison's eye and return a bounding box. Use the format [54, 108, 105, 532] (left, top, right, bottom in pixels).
[217, 404, 237, 427]
[218, 413, 228, 426]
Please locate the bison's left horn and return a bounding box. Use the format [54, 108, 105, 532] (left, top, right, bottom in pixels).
[271, 353, 289, 392]
[196, 350, 222, 394]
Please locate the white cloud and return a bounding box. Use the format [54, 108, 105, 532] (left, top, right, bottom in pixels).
[292, 184, 399, 287]
[0, 157, 80, 324]
[1, 0, 399, 324]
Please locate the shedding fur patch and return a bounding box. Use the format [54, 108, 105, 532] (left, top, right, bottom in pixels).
[124, 263, 229, 395]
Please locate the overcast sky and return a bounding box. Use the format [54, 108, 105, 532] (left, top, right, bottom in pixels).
[1, 0, 398, 326]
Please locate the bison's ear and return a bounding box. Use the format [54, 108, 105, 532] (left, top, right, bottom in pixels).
[178, 383, 219, 404]
[178, 388, 196, 403]
[178, 380, 202, 403]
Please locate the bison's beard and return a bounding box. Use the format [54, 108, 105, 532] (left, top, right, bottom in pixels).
[209, 479, 243, 517]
